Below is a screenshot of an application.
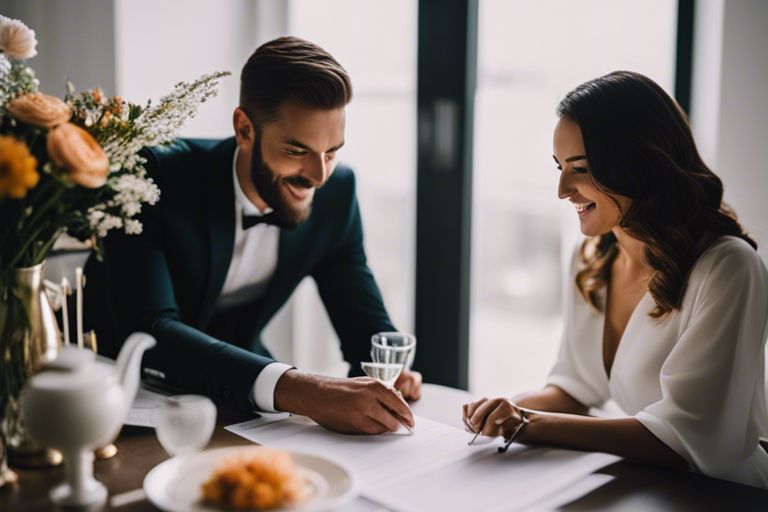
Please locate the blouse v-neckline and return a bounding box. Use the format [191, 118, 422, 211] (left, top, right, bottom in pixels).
[600, 289, 651, 380]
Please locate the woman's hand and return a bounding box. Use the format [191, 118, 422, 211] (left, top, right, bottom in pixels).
[462, 393, 687, 469]
[462, 397, 523, 438]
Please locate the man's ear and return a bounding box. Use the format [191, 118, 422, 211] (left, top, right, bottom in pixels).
[233, 107, 256, 148]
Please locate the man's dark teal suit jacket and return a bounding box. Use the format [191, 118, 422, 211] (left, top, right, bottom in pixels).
[84, 137, 395, 411]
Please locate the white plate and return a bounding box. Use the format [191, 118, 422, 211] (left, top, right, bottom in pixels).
[143, 446, 356, 512]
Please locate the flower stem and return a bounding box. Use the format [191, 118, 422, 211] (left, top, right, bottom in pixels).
[31, 227, 64, 264]
[22, 179, 66, 234]
[5, 179, 68, 272]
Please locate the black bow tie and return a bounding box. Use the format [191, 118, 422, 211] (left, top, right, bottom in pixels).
[242, 210, 281, 230]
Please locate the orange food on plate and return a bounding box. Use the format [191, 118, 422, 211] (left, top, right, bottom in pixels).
[200, 447, 309, 510]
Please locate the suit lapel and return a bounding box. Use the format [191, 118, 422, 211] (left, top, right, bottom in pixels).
[199, 138, 237, 327]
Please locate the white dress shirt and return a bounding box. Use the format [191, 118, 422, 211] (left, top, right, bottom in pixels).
[547, 236, 768, 488]
[215, 148, 292, 412]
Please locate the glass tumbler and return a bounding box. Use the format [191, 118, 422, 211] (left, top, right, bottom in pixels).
[154, 395, 216, 457]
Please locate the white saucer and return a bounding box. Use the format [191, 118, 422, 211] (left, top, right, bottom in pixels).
[143, 446, 356, 512]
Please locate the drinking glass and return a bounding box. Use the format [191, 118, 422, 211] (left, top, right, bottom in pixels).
[361, 332, 416, 388]
[154, 395, 216, 457]
[371, 332, 416, 370]
[364, 332, 417, 436]
[360, 361, 404, 388]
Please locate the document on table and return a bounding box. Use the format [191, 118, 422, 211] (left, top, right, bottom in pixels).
[227, 415, 473, 487]
[126, 386, 166, 427]
[226, 415, 620, 511]
[364, 443, 619, 512]
[127, 386, 290, 429]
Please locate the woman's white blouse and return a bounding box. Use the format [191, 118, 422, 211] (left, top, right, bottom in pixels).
[547, 236, 768, 488]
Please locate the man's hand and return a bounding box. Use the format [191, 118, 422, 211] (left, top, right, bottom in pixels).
[394, 370, 422, 401]
[273, 370, 415, 434]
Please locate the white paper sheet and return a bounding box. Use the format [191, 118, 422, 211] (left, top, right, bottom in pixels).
[227, 415, 476, 488]
[126, 386, 166, 427]
[225, 412, 620, 512]
[128, 386, 290, 429]
[364, 443, 619, 512]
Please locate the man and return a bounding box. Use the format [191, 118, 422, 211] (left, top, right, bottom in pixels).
[84, 36, 420, 434]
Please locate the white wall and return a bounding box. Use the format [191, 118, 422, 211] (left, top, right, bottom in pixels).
[691, 0, 768, 263]
[2, 0, 285, 138]
[113, 0, 259, 138]
[691, 0, 768, 394]
[2, 0, 116, 97]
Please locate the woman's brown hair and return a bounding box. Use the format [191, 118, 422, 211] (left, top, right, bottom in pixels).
[556, 71, 756, 318]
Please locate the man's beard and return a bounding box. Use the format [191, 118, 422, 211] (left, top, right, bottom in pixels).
[249, 145, 314, 229]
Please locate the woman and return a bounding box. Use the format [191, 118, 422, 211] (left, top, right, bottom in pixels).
[463, 71, 768, 488]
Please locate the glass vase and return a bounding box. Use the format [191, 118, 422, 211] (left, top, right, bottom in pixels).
[0, 262, 62, 469]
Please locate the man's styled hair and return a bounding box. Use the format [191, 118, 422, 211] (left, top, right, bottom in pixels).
[240, 36, 352, 125]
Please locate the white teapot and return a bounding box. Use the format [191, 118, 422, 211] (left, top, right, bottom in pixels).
[21, 332, 156, 508]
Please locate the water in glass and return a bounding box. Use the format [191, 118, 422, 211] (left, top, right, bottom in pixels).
[360, 361, 403, 388]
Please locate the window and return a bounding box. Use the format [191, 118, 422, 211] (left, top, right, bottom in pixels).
[281, 0, 417, 374]
[470, 0, 677, 395]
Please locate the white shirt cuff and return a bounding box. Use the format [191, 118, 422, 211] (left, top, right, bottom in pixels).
[251, 362, 294, 412]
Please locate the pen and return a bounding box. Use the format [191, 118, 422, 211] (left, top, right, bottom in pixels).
[467, 417, 487, 445]
[498, 410, 529, 453]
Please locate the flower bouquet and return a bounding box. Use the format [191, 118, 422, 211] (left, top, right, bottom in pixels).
[0, 14, 229, 470]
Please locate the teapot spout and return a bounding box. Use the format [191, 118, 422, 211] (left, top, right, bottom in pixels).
[115, 332, 156, 406]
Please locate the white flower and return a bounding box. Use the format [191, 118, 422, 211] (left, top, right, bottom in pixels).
[93, 212, 123, 238]
[123, 219, 142, 235]
[87, 208, 105, 226]
[0, 54, 9, 75]
[109, 173, 160, 214]
[95, 71, 229, 177]
[121, 200, 141, 217]
[0, 16, 38, 60]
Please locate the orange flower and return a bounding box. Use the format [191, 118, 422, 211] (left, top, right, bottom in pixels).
[46, 123, 108, 188]
[7, 93, 72, 129]
[99, 111, 112, 128]
[108, 96, 125, 117]
[0, 135, 39, 199]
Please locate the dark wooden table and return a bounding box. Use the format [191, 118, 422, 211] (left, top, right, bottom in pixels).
[2, 385, 768, 511]
[0, 413, 252, 512]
